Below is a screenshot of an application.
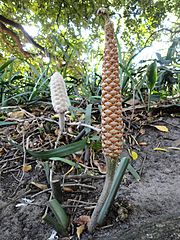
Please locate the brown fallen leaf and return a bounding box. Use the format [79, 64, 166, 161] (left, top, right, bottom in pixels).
[75, 215, 91, 239]
[63, 187, 74, 192]
[76, 225, 85, 239]
[0, 147, 5, 156]
[31, 181, 48, 190]
[139, 128, 146, 135]
[7, 110, 25, 119]
[125, 99, 140, 106]
[54, 128, 60, 136]
[151, 125, 169, 132]
[75, 215, 91, 226]
[22, 164, 32, 172]
[139, 142, 148, 146]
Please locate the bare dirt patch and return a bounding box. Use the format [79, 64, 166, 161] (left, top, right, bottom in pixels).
[0, 105, 180, 240]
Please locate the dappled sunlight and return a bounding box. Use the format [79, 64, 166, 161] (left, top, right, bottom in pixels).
[0, 1, 179, 239]
[23, 25, 39, 37]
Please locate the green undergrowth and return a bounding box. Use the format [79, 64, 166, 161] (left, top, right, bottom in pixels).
[0, 37, 179, 108]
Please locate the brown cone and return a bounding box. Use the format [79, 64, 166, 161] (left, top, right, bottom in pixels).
[101, 17, 123, 158]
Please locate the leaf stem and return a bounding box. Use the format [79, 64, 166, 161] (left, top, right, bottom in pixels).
[88, 156, 118, 232]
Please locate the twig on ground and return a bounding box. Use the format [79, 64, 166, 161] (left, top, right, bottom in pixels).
[62, 183, 96, 190]
[67, 199, 97, 205]
[30, 188, 51, 199]
[61, 204, 96, 209]
[19, 107, 36, 118]
[73, 129, 86, 142]
[63, 174, 105, 180]
[0, 156, 22, 164]
[139, 155, 147, 176]
[19, 129, 26, 182]
[67, 122, 101, 132]
[2, 160, 36, 173]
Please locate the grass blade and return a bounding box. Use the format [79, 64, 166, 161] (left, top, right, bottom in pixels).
[49, 199, 69, 229]
[42, 161, 50, 184]
[0, 58, 16, 72]
[85, 104, 92, 134]
[43, 213, 64, 234]
[49, 157, 82, 169]
[28, 65, 50, 101]
[0, 121, 17, 126]
[47, 199, 69, 235]
[127, 163, 140, 181]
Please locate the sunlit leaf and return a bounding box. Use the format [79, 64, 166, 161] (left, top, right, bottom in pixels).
[51, 114, 60, 119]
[75, 215, 91, 237]
[0, 58, 16, 72]
[153, 147, 169, 152]
[76, 225, 85, 239]
[130, 150, 138, 160]
[151, 125, 169, 132]
[22, 164, 32, 172]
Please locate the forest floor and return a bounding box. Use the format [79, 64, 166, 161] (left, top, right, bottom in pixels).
[0, 102, 180, 240]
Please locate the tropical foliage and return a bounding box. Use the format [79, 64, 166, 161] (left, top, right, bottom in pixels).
[1, 1, 179, 105]
[1, 0, 179, 62]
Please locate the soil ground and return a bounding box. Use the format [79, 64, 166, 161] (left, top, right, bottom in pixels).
[92, 116, 180, 240]
[0, 105, 180, 240]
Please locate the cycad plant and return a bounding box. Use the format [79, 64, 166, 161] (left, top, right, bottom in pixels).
[88, 8, 124, 232]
